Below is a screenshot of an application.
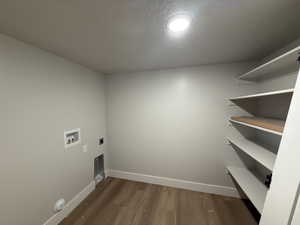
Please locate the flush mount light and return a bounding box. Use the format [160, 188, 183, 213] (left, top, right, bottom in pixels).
[167, 15, 191, 36]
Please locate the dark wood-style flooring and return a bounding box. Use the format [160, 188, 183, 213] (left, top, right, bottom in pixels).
[59, 178, 257, 225]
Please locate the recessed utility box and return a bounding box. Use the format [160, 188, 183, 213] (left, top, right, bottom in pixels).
[94, 154, 105, 184]
[64, 128, 81, 148]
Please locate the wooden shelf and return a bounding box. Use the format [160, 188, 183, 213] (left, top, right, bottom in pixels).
[230, 116, 285, 136]
[239, 46, 300, 81]
[229, 89, 294, 101]
[227, 166, 267, 213]
[227, 135, 276, 171]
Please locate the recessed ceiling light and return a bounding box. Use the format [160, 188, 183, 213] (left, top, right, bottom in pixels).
[167, 15, 191, 36]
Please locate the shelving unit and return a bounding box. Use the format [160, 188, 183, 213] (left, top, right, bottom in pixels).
[227, 46, 299, 218]
[229, 89, 294, 101]
[239, 46, 300, 81]
[227, 135, 276, 171]
[230, 116, 285, 135]
[227, 166, 267, 214]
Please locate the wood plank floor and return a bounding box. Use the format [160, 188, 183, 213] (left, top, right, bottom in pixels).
[59, 178, 257, 225]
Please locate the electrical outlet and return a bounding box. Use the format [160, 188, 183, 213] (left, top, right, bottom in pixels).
[82, 144, 88, 153]
[99, 137, 104, 146]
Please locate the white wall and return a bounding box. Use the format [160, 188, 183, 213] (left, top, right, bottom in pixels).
[0, 34, 106, 225]
[106, 64, 255, 192]
[257, 71, 297, 92]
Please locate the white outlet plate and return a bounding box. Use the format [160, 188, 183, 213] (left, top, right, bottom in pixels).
[82, 144, 88, 153]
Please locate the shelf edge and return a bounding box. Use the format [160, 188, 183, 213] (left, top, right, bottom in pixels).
[229, 119, 283, 136]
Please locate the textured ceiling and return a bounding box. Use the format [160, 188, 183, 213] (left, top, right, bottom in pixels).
[0, 0, 300, 74]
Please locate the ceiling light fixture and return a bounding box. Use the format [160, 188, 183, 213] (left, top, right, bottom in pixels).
[167, 15, 191, 36]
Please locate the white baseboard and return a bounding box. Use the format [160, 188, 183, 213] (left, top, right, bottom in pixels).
[43, 181, 96, 225]
[107, 169, 239, 198]
[42, 170, 238, 225]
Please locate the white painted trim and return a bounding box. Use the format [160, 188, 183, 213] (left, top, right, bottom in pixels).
[43, 181, 95, 225]
[229, 88, 294, 101]
[227, 166, 267, 213]
[104, 169, 110, 178]
[227, 135, 276, 171]
[229, 119, 283, 136]
[239, 45, 300, 80]
[107, 169, 239, 198]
